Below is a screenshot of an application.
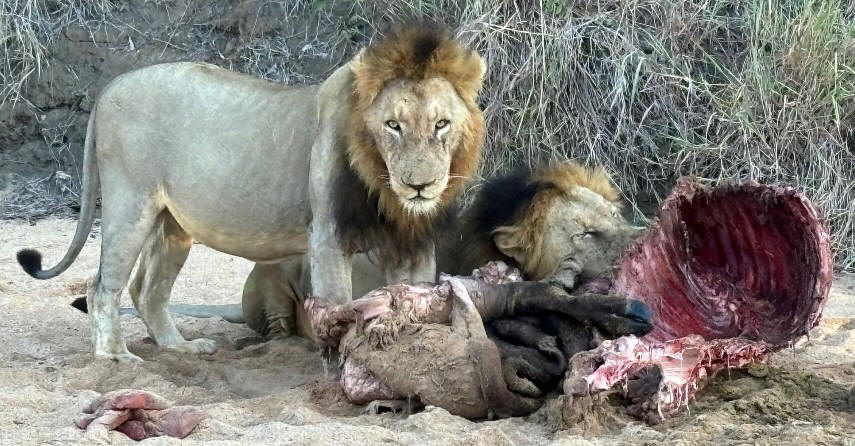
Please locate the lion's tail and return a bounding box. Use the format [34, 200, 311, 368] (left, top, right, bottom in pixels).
[17, 101, 100, 280]
[69, 297, 247, 323]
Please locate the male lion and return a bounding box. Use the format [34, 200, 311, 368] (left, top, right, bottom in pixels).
[16, 24, 487, 362]
[86, 162, 642, 341]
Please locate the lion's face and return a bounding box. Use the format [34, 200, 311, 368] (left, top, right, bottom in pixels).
[493, 180, 643, 290]
[362, 77, 470, 215]
[536, 188, 644, 287]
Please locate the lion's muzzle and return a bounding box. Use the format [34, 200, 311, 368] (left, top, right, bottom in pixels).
[390, 171, 449, 214]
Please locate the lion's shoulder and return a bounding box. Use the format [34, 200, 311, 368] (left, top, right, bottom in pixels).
[317, 62, 355, 119]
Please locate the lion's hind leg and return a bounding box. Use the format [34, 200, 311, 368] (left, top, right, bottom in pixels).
[242, 262, 299, 339]
[129, 211, 216, 355]
[88, 193, 164, 362]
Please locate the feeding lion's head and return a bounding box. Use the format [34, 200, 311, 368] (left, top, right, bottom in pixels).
[445, 162, 644, 290]
[348, 24, 486, 217]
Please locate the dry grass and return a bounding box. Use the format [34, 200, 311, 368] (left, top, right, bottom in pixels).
[0, 171, 80, 220]
[0, 0, 113, 105]
[352, 0, 855, 270]
[2, 0, 854, 270]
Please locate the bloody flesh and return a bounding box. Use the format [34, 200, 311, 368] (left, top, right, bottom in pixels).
[567, 178, 833, 418]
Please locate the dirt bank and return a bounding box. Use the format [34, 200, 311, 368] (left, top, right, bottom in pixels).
[1, 0, 363, 219]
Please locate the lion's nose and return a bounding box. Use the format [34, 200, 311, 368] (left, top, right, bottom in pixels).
[402, 179, 436, 192]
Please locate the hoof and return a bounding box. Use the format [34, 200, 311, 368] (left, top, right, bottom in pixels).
[365, 399, 420, 415]
[625, 299, 653, 325]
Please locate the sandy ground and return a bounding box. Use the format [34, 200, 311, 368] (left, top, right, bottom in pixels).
[1, 217, 854, 445]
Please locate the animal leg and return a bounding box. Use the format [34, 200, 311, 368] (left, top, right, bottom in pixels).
[489, 334, 563, 393]
[447, 279, 542, 418]
[242, 261, 299, 338]
[459, 279, 654, 337]
[500, 357, 543, 397]
[88, 193, 160, 362]
[489, 317, 567, 375]
[307, 272, 654, 348]
[129, 211, 216, 354]
[385, 244, 436, 285]
[540, 314, 593, 359]
[308, 179, 353, 306]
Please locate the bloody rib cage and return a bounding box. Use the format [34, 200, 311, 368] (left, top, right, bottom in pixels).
[564, 177, 833, 422]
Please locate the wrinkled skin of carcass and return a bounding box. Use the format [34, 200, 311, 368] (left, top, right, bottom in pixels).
[342, 279, 542, 419]
[562, 178, 833, 424]
[305, 262, 654, 419]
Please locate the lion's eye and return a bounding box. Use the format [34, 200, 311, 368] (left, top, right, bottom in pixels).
[575, 231, 599, 240]
[386, 120, 400, 131]
[435, 119, 450, 129]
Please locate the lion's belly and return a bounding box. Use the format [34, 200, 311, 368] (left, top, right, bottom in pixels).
[161, 157, 314, 262]
[160, 146, 314, 261]
[163, 172, 311, 261]
[173, 210, 309, 261]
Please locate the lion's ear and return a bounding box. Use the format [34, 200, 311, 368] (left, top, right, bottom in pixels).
[353, 48, 367, 64]
[349, 48, 366, 76]
[473, 53, 487, 92]
[493, 227, 527, 265]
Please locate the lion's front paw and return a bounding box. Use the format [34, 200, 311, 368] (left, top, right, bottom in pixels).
[165, 338, 217, 355]
[95, 351, 144, 363]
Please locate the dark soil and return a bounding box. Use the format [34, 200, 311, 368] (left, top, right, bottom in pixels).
[0, 0, 374, 218]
